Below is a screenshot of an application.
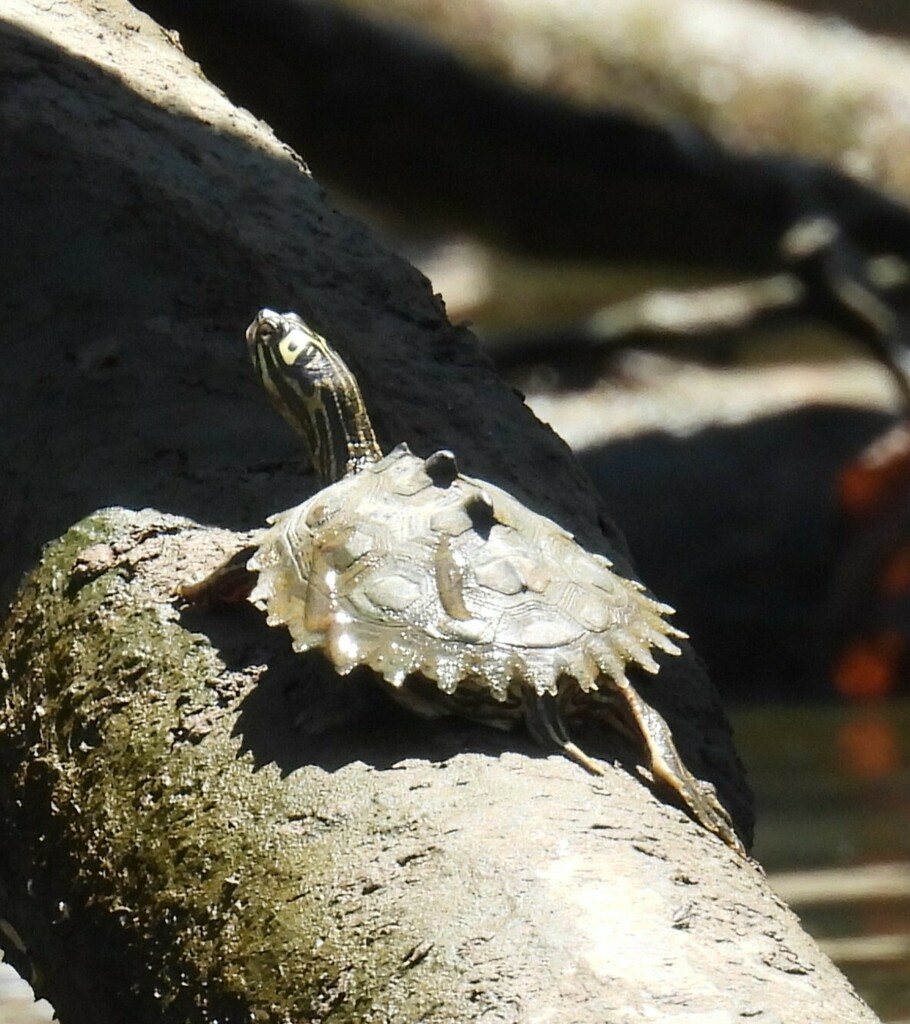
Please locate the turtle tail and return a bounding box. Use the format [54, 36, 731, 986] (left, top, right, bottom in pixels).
[522, 691, 604, 776]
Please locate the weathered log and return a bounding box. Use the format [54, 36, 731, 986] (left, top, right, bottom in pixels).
[0, 0, 878, 1021]
[334, 0, 910, 201]
[0, 507, 879, 1023]
[130, 0, 910, 269]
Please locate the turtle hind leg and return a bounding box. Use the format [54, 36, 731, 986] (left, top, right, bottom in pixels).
[176, 545, 258, 608]
[522, 691, 604, 776]
[602, 677, 745, 855]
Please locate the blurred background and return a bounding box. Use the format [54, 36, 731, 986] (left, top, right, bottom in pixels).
[129, 0, 910, 1016]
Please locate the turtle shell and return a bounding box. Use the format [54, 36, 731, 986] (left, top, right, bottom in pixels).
[248, 444, 684, 701]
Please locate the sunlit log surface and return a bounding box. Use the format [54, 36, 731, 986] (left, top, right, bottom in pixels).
[0, 946, 57, 1024]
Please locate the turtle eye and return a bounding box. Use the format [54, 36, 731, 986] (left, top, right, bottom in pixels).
[278, 332, 303, 366]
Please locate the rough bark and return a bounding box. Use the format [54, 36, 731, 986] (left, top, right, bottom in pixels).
[0, 0, 876, 1021]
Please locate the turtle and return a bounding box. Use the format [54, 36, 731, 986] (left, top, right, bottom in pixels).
[181, 308, 741, 852]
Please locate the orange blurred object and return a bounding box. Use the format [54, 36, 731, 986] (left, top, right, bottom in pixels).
[832, 419, 910, 697]
[833, 632, 904, 700]
[839, 421, 910, 523]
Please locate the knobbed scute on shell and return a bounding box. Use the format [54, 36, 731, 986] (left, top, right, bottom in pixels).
[248, 445, 685, 700]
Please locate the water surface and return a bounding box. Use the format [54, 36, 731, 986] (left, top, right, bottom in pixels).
[733, 700, 910, 1022]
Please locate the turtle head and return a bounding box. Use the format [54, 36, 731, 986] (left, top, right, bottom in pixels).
[246, 308, 382, 484]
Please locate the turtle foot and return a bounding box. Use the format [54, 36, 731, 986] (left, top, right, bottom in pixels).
[176, 546, 258, 608]
[604, 678, 746, 855]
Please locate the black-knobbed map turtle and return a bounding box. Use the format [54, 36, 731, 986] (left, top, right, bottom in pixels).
[182, 309, 741, 851]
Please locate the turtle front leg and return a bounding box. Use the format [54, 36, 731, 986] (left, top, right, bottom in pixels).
[599, 677, 745, 855]
[176, 545, 259, 608]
